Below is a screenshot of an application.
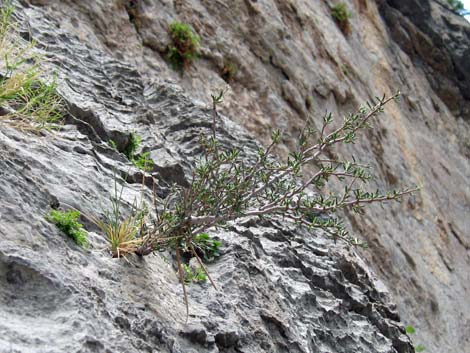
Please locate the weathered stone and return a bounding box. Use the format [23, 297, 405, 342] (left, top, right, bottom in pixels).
[378, 0, 470, 118]
[0, 0, 468, 352]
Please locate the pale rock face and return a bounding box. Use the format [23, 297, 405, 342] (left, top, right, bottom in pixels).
[0, 0, 468, 352]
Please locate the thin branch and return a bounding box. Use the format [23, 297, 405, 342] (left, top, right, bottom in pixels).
[176, 247, 189, 323]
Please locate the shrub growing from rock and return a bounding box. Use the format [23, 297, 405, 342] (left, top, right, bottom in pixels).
[139, 90, 417, 253]
[115, 90, 419, 318]
[167, 21, 200, 71]
[80, 90, 419, 319]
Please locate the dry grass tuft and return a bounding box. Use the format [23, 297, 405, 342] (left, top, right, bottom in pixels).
[0, 1, 64, 132]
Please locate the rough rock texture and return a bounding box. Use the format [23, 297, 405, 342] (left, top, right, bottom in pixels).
[0, 26, 413, 353]
[0, 0, 469, 352]
[378, 0, 470, 119]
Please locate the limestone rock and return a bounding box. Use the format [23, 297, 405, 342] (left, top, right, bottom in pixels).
[0, 0, 469, 352]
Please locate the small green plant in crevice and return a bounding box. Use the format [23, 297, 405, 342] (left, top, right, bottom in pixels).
[182, 264, 207, 284]
[220, 61, 237, 83]
[167, 21, 200, 72]
[192, 233, 221, 262]
[46, 209, 88, 247]
[108, 139, 118, 150]
[123, 132, 141, 160]
[331, 3, 352, 34]
[0, 1, 64, 131]
[132, 151, 154, 172]
[123, 132, 154, 172]
[84, 175, 148, 258]
[405, 325, 425, 352]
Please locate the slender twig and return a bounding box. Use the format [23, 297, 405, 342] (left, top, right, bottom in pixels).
[176, 247, 189, 323]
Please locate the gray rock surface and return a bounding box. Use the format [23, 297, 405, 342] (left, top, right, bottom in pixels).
[0, 0, 469, 352]
[378, 0, 470, 119]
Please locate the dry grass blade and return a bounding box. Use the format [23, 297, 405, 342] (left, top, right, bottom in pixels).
[90, 215, 143, 258]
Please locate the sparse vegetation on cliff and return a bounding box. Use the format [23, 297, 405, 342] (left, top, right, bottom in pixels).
[0, 1, 63, 131]
[331, 3, 352, 33]
[88, 176, 147, 258]
[2, 0, 419, 325]
[122, 132, 154, 172]
[46, 210, 88, 247]
[167, 21, 200, 71]
[406, 326, 426, 352]
[113, 90, 419, 318]
[182, 264, 207, 284]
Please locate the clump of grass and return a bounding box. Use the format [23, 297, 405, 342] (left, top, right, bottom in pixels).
[331, 3, 351, 34]
[167, 21, 200, 72]
[46, 209, 88, 247]
[0, 1, 63, 131]
[86, 177, 147, 258]
[93, 213, 143, 258]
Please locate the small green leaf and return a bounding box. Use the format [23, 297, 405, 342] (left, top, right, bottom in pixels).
[211, 89, 226, 104]
[196, 233, 209, 240]
[405, 326, 416, 334]
[271, 129, 281, 143]
[415, 344, 425, 352]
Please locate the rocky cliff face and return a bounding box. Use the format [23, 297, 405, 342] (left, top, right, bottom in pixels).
[0, 0, 468, 352]
[378, 0, 470, 119]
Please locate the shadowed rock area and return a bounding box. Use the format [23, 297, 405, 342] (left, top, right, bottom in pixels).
[378, 0, 470, 119]
[0, 0, 469, 352]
